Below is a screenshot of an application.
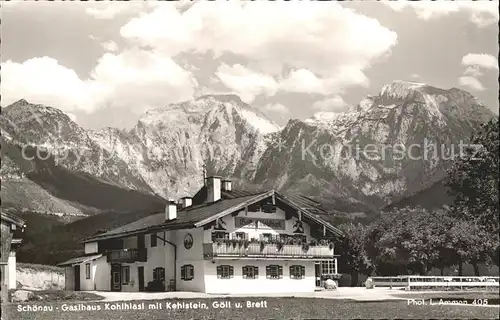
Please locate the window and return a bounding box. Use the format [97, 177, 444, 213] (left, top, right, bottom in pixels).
[321, 260, 336, 274]
[260, 233, 272, 241]
[153, 267, 165, 281]
[217, 265, 234, 279]
[293, 235, 307, 243]
[85, 263, 91, 279]
[266, 265, 283, 279]
[150, 233, 157, 247]
[212, 232, 229, 241]
[234, 232, 247, 240]
[242, 266, 258, 279]
[290, 265, 305, 279]
[181, 265, 194, 281]
[122, 266, 130, 284]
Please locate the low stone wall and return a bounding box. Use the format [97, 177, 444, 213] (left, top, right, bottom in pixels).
[16, 263, 65, 290]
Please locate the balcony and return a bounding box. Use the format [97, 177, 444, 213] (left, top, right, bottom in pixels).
[203, 242, 334, 260]
[106, 248, 147, 263]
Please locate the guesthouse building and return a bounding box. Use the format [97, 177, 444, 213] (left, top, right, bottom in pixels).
[59, 176, 343, 294]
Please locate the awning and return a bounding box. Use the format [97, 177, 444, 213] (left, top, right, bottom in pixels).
[57, 254, 103, 267]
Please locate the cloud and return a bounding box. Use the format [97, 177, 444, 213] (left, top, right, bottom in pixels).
[121, 1, 396, 98]
[101, 41, 119, 53]
[1, 49, 197, 113]
[458, 53, 497, 92]
[459, 76, 485, 91]
[215, 64, 278, 103]
[1, 57, 96, 111]
[461, 53, 498, 70]
[86, 2, 158, 20]
[384, 1, 499, 27]
[463, 66, 483, 78]
[312, 96, 349, 113]
[215, 64, 370, 102]
[5, 3, 398, 115]
[263, 103, 289, 114]
[410, 73, 423, 80]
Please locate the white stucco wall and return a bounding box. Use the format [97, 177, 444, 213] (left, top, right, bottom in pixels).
[76, 256, 110, 291]
[84, 242, 98, 254]
[174, 228, 205, 292]
[119, 231, 176, 291]
[94, 257, 110, 291]
[203, 260, 316, 294]
[8, 252, 16, 289]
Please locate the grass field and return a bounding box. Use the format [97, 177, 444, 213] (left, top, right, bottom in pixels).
[2, 297, 499, 320]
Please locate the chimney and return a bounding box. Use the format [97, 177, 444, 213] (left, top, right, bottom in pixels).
[180, 197, 192, 209]
[222, 179, 232, 192]
[206, 176, 222, 203]
[165, 199, 177, 220]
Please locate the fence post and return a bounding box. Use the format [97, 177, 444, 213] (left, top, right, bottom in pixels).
[407, 276, 411, 291]
[389, 277, 392, 290]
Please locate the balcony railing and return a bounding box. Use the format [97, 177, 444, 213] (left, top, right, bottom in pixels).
[203, 242, 334, 259]
[106, 248, 147, 263]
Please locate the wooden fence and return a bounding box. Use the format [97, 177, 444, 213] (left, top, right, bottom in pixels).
[367, 276, 499, 290]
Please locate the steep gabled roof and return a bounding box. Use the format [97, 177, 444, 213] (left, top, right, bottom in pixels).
[82, 189, 343, 243]
[57, 254, 103, 266]
[1, 212, 26, 228]
[82, 191, 271, 242]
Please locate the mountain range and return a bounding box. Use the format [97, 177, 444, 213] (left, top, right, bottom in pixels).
[1, 80, 495, 222]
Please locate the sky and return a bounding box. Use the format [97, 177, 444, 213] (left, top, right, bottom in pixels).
[1, 0, 498, 130]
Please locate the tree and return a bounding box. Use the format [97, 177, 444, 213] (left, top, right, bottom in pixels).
[366, 207, 453, 276]
[338, 222, 374, 286]
[447, 218, 498, 276]
[445, 118, 499, 236]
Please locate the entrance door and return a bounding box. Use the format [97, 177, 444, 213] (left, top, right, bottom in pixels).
[110, 264, 122, 292]
[315, 263, 321, 288]
[138, 266, 145, 292]
[74, 265, 81, 291]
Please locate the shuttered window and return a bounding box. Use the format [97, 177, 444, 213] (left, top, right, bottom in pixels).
[266, 265, 283, 279]
[290, 265, 306, 279]
[122, 266, 130, 284]
[85, 263, 91, 279]
[181, 265, 194, 281]
[242, 266, 258, 279]
[150, 233, 157, 247]
[212, 232, 229, 241]
[216, 265, 234, 279]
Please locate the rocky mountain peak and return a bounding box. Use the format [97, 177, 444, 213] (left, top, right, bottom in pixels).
[196, 94, 247, 106]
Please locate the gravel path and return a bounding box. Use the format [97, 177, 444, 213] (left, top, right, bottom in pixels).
[89, 287, 406, 302]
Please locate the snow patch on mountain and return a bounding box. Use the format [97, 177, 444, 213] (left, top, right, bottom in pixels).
[240, 109, 280, 134]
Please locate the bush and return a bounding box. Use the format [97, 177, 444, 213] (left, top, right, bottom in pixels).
[146, 280, 165, 292]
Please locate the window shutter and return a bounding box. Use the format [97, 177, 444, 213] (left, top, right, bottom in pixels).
[153, 268, 157, 281]
[217, 266, 222, 279]
[301, 266, 305, 278]
[266, 265, 271, 278]
[181, 266, 185, 280]
[254, 266, 259, 279]
[191, 265, 194, 279]
[278, 265, 283, 278]
[229, 266, 234, 278]
[242, 266, 246, 279]
[289, 266, 293, 278]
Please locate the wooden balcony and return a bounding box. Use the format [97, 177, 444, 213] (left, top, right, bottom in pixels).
[203, 242, 333, 260]
[106, 248, 147, 263]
